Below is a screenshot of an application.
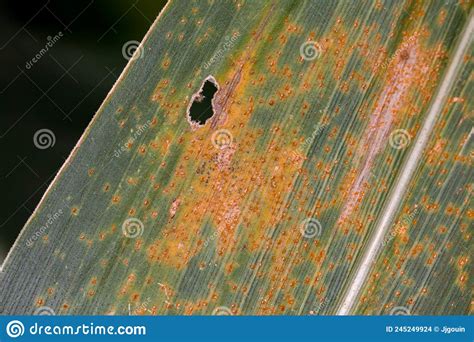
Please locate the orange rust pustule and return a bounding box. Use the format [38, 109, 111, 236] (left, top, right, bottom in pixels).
[337, 31, 441, 226]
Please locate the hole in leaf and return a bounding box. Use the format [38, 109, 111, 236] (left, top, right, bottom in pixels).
[188, 76, 218, 126]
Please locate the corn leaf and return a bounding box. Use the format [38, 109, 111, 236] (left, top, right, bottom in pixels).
[0, 0, 472, 315]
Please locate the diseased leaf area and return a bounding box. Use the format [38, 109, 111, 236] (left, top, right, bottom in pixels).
[0, 0, 472, 315]
[188, 77, 219, 125]
[356, 51, 473, 315]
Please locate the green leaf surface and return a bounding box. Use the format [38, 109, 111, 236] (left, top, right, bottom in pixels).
[0, 0, 472, 315]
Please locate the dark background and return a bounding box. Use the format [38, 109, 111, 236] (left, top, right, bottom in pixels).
[0, 0, 167, 263]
